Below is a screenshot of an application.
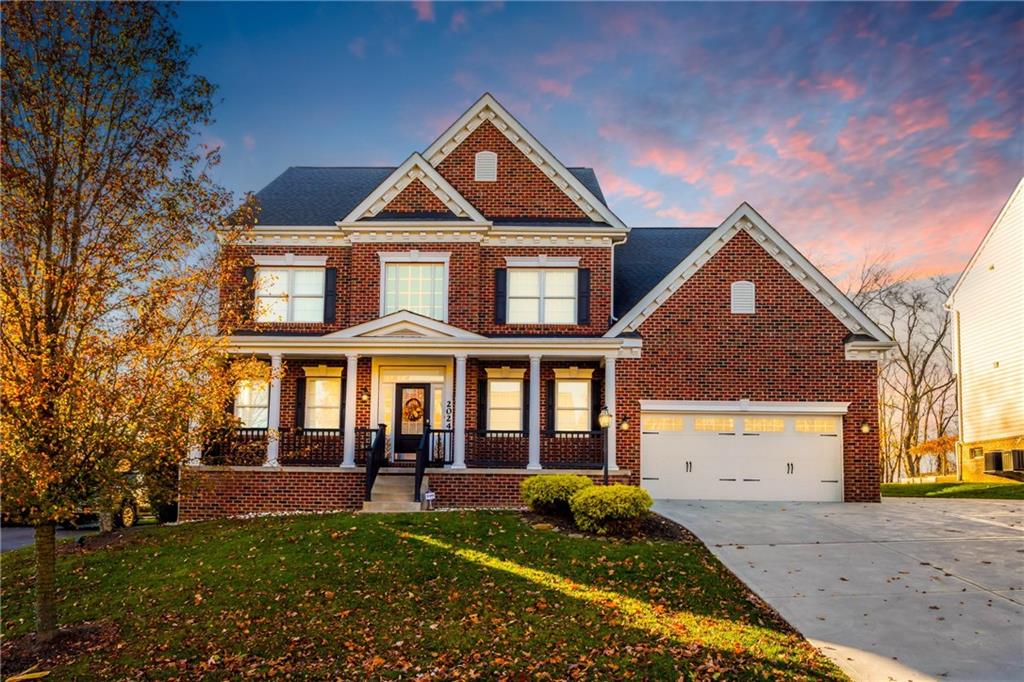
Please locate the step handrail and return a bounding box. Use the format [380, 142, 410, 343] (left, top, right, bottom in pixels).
[364, 424, 387, 502]
[414, 420, 431, 503]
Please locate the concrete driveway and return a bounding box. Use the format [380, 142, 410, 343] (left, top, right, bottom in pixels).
[1, 525, 95, 552]
[655, 498, 1024, 682]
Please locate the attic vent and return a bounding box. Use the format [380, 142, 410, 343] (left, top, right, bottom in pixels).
[731, 281, 755, 314]
[475, 151, 497, 181]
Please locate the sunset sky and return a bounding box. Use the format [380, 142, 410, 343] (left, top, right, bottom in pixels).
[176, 1, 1022, 284]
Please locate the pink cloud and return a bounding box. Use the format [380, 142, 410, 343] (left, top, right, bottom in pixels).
[915, 144, 957, 168]
[537, 78, 573, 98]
[348, 37, 367, 59]
[601, 171, 663, 209]
[654, 205, 721, 226]
[968, 119, 1013, 141]
[411, 1, 434, 22]
[709, 173, 735, 197]
[890, 97, 949, 137]
[930, 2, 958, 19]
[764, 130, 836, 177]
[804, 75, 864, 101]
[631, 147, 706, 184]
[449, 10, 468, 32]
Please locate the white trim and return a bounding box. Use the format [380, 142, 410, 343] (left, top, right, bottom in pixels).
[639, 399, 850, 415]
[844, 339, 895, 361]
[422, 93, 627, 230]
[326, 310, 485, 340]
[606, 202, 893, 344]
[505, 255, 580, 268]
[553, 367, 595, 379]
[378, 253, 450, 322]
[341, 153, 486, 223]
[484, 367, 527, 379]
[252, 254, 328, 267]
[302, 364, 343, 377]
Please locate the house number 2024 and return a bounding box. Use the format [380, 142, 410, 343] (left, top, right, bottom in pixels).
[445, 400, 453, 429]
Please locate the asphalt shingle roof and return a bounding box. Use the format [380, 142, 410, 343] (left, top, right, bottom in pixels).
[613, 227, 716, 319]
[254, 166, 608, 226]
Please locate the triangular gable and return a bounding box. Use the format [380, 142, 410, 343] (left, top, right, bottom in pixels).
[325, 310, 485, 339]
[422, 93, 626, 229]
[340, 153, 486, 223]
[606, 203, 893, 344]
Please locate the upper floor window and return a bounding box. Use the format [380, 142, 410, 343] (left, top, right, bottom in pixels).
[380, 252, 450, 321]
[252, 254, 328, 324]
[475, 151, 497, 181]
[508, 269, 577, 324]
[730, 281, 755, 314]
[234, 379, 269, 428]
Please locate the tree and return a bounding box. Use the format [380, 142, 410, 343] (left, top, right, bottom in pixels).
[1, 3, 252, 641]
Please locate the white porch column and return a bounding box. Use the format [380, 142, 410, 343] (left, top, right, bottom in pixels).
[528, 354, 542, 470]
[186, 418, 202, 466]
[452, 353, 467, 469]
[265, 353, 282, 467]
[342, 353, 358, 467]
[605, 354, 618, 471]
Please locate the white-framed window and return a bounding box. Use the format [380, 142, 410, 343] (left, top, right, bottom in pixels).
[731, 281, 755, 314]
[508, 269, 577, 324]
[555, 379, 590, 432]
[475, 150, 497, 181]
[234, 379, 269, 428]
[380, 252, 449, 321]
[255, 268, 325, 323]
[487, 379, 523, 431]
[303, 367, 342, 429]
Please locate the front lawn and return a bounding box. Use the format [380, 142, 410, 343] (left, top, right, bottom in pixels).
[0, 511, 842, 680]
[882, 482, 1024, 499]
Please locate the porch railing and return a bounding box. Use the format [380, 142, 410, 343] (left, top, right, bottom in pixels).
[278, 428, 344, 467]
[201, 427, 268, 466]
[540, 430, 605, 469]
[465, 430, 528, 468]
[412, 421, 455, 502]
[353, 427, 380, 466]
[364, 424, 387, 502]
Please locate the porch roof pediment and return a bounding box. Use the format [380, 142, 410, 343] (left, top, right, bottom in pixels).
[324, 311, 486, 340]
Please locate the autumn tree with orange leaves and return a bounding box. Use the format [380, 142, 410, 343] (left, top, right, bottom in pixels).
[1, 3, 254, 641]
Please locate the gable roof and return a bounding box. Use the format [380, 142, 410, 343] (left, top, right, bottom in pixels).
[422, 93, 627, 229]
[607, 203, 893, 344]
[324, 310, 485, 340]
[614, 227, 715, 318]
[253, 165, 608, 226]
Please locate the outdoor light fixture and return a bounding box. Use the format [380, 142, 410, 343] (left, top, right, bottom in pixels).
[860, 422, 871, 434]
[360, 389, 370, 402]
[619, 417, 630, 431]
[598, 406, 613, 486]
[597, 406, 612, 430]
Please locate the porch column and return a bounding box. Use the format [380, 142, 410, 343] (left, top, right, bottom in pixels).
[605, 354, 618, 471]
[265, 353, 282, 467]
[528, 354, 542, 470]
[186, 418, 202, 466]
[342, 353, 358, 467]
[452, 353, 467, 469]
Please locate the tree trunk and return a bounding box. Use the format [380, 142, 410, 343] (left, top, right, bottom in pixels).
[34, 523, 57, 642]
[99, 511, 114, 534]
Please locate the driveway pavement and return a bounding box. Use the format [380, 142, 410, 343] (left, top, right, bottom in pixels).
[655, 498, 1024, 682]
[1, 525, 95, 552]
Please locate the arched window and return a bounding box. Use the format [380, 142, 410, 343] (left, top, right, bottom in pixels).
[474, 150, 497, 181]
[730, 281, 755, 314]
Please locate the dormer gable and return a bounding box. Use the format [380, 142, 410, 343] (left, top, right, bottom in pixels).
[325, 310, 485, 339]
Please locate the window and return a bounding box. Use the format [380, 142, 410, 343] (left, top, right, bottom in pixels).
[795, 417, 838, 434]
[508, 269, 576, 324]
[475, 151, 497, 181]
[641, 414, 684, 432]
[234, 380, 269, 428]
[382, 260, 447, 320]
[731, 281, 755, 314]
[305, 375, 342, 429]
[487, 380, 523, 431]
[744, 417, 785, 433]
[555, 379, 590, 432]
[694, 416, 735, 432]
[969, 447, 983, 459]
[255, 268, 325, 323]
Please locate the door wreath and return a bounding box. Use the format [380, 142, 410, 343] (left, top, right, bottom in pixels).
[403, 397, 424, 422]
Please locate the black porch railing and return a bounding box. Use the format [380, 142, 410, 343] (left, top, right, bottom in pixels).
[540, 430, 605, 469]
[364, 424, 387, 502]
[201, 427, 268, 466]
[414, 421, 455, 502]
[353, 427, 380, 466]
[465, 430, 529, 468]
[278, 428, 344, 467]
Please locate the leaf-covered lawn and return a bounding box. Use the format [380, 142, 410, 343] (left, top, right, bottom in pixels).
[1, 511, 844, 680]
[881, 482, 1024, 499]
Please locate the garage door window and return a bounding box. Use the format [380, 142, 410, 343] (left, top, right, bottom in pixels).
[743, 417, 784, 433]
[694, 416, 734, 432]
[641, 414, 684, 432]
[795, 417, 838, 434]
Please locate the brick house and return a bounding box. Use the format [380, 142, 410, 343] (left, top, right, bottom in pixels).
[179, 94, 893, 521]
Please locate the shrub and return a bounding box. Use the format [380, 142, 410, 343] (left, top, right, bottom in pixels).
[569, 484, 653, 536]
[521, 474, 594, 516]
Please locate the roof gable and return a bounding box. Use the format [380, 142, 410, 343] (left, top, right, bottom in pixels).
[607, 203, 892, 343]
[325, 310, 485, 339]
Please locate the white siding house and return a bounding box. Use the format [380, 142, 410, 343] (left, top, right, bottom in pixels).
[947, 177, 1024, 480]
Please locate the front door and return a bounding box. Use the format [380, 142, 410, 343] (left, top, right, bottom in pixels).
[394, 383, 430, 457]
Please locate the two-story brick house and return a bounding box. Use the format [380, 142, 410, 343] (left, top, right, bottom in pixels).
[179, 94, 893, 520]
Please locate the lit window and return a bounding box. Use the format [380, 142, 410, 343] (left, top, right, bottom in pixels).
[383, 262, 446, 320]
[234, 380, 269, 428]
[255, 268, 325, 323]
[487, 380, 523, 431]
[305, 376, 342, 429]
[641, 414, 684, 432]
[795, 417, 838, 434]
[475, 151, 497, 181]
[694, 416, 735, 432]
[744, 417, 785, 433]
[508, 269, 577, 324]
[731, 281, 755, 314]
[555, 379, 590, 432]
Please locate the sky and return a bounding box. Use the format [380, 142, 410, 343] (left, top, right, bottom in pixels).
[175, 1, 1022, 284]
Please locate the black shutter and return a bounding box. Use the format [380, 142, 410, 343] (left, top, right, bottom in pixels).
[546, 380, 555, 434]
[591, 378, 602, 431]
[577, 269, 591, 325]
[295, 377, 306, 428]
[494, 269, 507, 324]
[323, 268, 337, 323]
[521, 379, 530, 432]
[242, 267, 256, 321]
[477, 378, 488, 432]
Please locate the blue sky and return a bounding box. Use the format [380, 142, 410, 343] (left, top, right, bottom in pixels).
[176, 1, 1022, 281]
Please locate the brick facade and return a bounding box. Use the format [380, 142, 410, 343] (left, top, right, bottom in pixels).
[379, 179, 453, 216]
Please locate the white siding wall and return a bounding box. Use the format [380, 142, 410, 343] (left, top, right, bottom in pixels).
[951, 180, 1024, 442]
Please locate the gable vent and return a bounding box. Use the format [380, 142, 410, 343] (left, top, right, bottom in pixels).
[474, 151, 497, 181]
[731, 281, 755, 314]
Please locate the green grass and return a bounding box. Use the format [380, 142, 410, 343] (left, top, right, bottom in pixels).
[0, 511, 843, 680]
[882, 482, 1024, 499]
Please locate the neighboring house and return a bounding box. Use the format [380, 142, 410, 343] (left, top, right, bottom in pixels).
[947, 178, 1024, 482]
[179, 94, 893, 520]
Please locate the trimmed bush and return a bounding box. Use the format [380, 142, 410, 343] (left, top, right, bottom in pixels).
[520, 474, 594, 516]
[569, 484, 653, 536]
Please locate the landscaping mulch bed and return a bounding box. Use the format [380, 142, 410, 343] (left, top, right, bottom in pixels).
[520, 509, 700, 542]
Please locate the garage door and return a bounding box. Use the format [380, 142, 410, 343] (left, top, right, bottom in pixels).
[640, 411, 843, 501]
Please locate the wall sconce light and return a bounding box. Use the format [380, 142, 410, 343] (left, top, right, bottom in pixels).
[360, 389, 370, 402]
[619, 417, 630, 431]
[860, 422, 871, 434]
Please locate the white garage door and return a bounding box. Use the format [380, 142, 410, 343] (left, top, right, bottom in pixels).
[640, 410, 843, 502]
